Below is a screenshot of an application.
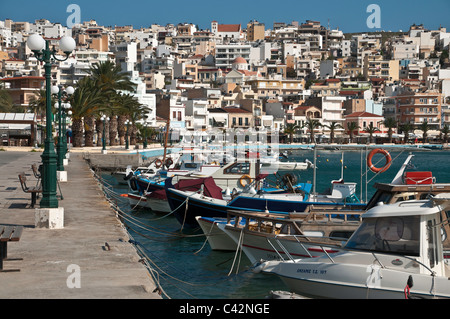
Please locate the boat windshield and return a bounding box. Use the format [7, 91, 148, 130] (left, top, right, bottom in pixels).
[344, 216, 420, 256]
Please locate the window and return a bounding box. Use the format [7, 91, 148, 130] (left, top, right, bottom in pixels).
[224, 162, 250, 175]
[345, 216, 420, 256]
[238, 117, 243, 126]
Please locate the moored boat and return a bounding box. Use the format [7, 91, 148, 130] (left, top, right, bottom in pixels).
[255, 194, 450, 299]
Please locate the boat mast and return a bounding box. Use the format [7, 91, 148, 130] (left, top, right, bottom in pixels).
[163, 118, 170, 163]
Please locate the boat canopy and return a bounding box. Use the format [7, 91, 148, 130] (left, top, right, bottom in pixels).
[159, 177, 224, 200]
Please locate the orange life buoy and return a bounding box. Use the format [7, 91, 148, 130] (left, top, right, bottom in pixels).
[367, 149, 392, 173]
[239, 175, 253, 188]
[155, 159, 163, 169]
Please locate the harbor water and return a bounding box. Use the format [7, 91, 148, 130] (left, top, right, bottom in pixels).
[101, 148, 450, 299]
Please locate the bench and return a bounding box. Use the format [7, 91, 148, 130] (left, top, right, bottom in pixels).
[0, 225, 23, 272]
[18, 173, 42, 208]
[31, 164, 64, 200]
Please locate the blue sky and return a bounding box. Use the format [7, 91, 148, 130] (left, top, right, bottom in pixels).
[1, 0, 449, 33]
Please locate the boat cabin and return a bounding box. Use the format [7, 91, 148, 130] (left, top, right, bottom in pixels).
[344, 196, 450, 277]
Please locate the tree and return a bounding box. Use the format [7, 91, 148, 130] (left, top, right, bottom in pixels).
[323, 121, 343, 144]
[400, 122, 414, 144]
[86, 61, 137, 145]
[418, 120, 430, 143]
[0, 89, 15, 112]
[363, 123, 381, 144]
[383, 117, 397, 143]
[87, 60, 136, 93]
[441, 124, 450, 143]
[283, 123, 300, 144]
[304, 118, 321, 144]
[69, 77, 106, 147]
[346, 121, 360, 143]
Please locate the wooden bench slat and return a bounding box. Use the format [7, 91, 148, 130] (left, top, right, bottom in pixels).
[0, 227, 15, 242]
[10, 227, 23, 241]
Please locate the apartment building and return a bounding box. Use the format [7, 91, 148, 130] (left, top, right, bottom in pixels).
[363, 54, 400, 83]
[215, 44, 251, 69]
[246, 21, 265, 42]
[0, 76, 44, 108]
[395, 91, 442, 129]
[246, 78, 304, 98]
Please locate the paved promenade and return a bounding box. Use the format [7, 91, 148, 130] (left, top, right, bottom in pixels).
[0, 149, 161, 299]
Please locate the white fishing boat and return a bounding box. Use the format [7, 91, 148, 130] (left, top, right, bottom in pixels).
[255, 194, 450, 299]
[217, 210, 358, 264]
[196, 216, 238, 251]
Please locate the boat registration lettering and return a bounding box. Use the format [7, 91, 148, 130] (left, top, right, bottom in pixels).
[297, 268, 326, 275]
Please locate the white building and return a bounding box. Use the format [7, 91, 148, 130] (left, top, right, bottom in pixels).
[215, 44, 251, 69]
[185, 99, 208, 130]
[111, 42, 137, 73]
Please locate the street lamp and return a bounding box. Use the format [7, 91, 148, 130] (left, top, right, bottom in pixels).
[125, 119, 130, 150]
[143, 115, 149, 149]
[143, 122, 148, 149]
[52, 85, 74, 172]
[27, 33, 76, 209]
[101, 115, 110, 154]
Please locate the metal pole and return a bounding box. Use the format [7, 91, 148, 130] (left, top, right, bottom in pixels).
[56, 86, 64, 171]
[40, 40, 58, 208]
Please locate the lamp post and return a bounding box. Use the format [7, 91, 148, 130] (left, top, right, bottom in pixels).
[27, 34, 76, 208]
[143, 115, 149, 149]
[52, 85, 74, 172]
[143, 122, 148, 149]
[101, 115, 110, 154]
[125, 119, 130, 150]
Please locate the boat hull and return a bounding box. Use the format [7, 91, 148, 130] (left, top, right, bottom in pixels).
[127, 193, 171, 213]
[220, 224, 341, 265]
[196, 217, 237, 251]
[166, 187, 364, 229]
[261, 255, 450, 299]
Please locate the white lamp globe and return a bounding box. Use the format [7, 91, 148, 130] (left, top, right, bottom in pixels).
[51, 85, 60, 95]
[27, 34, 46, 51]
[59, 36, 76, 53]
[65, 86, 75, 95]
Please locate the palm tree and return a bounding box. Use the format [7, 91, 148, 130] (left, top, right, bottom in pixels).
[383, 117, 397, 143]
[69, 77, 106, 147]
[304, 118, 321, 144]
[0, 89, 15, 112]
[363, 123, 381, 144]
[441, 124, 450, 144]
[86, 61, 137, 145]
[400, 122, 413, 144]
[112, 93, 145, 145]
[87, 60, 136, 93]
[418, 120, 430, 143]
[346, 121, 360, 143]
[324, 121, 343, 144]
[283, 123, 300, 144]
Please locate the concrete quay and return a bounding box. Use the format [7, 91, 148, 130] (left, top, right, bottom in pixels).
[0, 149, 161, 299]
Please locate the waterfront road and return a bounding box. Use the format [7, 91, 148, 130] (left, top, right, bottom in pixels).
[0, 150, 161, 299]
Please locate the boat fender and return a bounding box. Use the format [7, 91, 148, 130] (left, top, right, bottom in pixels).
[239, 175, 253, 188]
[129, 178, 139, 192]
[367, 149, 392, 174]
[124, 172, 133, 181]
[165, 158, 173, 167]
[252, 262, 267, 273]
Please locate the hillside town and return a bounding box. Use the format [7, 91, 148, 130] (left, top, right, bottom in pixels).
[1, 18, 450, 147]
